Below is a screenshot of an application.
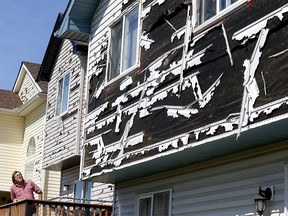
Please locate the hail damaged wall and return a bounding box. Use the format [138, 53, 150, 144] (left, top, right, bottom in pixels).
[43, 39, 87, 169]
[83, 0, 288, 179]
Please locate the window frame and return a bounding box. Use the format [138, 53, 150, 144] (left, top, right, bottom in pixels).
[56, 72, 70, 116]
[193, 0, 246, 33]
[106, 2, 141, 84]
[25, 137, 36, 180]
[73, 180, 93, 203]
[137, 189, 172, 216]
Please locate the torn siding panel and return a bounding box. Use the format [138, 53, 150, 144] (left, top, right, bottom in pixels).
[83, 0, 288, 179]
[141, 1, 188, 70]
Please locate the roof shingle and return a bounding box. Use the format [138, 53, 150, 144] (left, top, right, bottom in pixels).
[0, 89, 22, 109]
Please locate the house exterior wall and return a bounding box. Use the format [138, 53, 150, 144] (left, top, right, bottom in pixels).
[18, 71, 39, 103]
[114, 142, 288, 216]
[21, 102, 46, 183]
[82, 0, 288, 182]
[60, 166, 113, 203]
[42, 39, 87, 169]
[43, 170, 61, 200]
[0, 113, 23, 191]
[20, 101, 61, 200]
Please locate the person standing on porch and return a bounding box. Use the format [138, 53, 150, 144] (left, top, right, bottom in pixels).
[10, 171, 42, 202]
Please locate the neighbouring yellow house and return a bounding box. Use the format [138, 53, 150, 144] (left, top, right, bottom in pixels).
[0, 61, 60, 205]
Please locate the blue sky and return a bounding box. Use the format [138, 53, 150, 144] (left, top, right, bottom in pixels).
[0, 0, 69, 90]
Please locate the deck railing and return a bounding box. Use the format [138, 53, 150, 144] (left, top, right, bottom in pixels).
[0, 199, 112, 216]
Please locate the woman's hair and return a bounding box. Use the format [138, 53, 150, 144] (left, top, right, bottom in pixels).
[11, 171, 24, 184]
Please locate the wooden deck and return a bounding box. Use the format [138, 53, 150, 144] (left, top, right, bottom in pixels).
[0, 199, 112, 216]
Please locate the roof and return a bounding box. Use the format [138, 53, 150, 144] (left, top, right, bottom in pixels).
[54, 0, 101, 43]
[22, 62, 48, 93]
[0, 89, 22, 109]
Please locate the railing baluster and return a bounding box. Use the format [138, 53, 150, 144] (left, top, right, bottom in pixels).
[67, 206, 70, 216]
[105, 209, 109, 216]
[73, 207, 77, 216]
[55, 205, 58, 215]
[49, 205, 52, 216]
[60, 205, 65, 216]
[0, 199, 112, 216]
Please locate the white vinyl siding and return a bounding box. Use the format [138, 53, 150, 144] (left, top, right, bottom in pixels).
[91, 182, 114, 204]
[114, 146, 288, 216]
[18, 71, 39, 103]
[0, 113, 23, 191]
[42, 39, 86, 168]
[60, 166, 79, 201]
[60, 166, 113, 203]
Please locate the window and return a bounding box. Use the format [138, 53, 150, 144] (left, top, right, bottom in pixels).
[196, 0, 239, 25]
[27, 137, 36, 157]
[74, 180, 93, 203]
[138, 190, 171, 216]
[56, 73, 70, 115]
[108, 4, 139, 81]
[25, 137, 36, 180]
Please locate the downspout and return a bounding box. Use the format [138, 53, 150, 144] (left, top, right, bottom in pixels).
[40, 92, 50, 200]
[76, 53, 87, 157]
[78, 47, 90, 182]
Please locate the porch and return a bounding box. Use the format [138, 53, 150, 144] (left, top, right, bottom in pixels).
[0, 198, 112, 216]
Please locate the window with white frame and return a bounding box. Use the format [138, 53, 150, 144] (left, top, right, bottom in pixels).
[25, 137, 36, 180]
[74, 180, 93, 203]
[108, 4, 139, 81]
[196, 0, 239, 25]
[138, 190, 171, 216]
[56, 73, 70, 115]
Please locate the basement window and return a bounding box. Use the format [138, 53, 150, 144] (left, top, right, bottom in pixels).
[195, 0, 243, 26]
[108, 4, 140, 81]
[56, 72, 70, 115]
[138, 190, 171, 216]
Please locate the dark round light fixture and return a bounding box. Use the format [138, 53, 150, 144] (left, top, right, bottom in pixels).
[254, 187, 272, 216]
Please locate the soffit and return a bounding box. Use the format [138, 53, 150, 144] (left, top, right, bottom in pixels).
[55, 0, 101, 43]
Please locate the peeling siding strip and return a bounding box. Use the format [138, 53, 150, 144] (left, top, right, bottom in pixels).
[85, 102, 109, 128]
[233, 3, 288, 41]
[221, 23, 234, 66]
[269, 48, 288, 58]
[120, 76, 133, 91]
[140, 33, 155, 50]
[179, 3, 193, 92]
[237, 28, 269, 139]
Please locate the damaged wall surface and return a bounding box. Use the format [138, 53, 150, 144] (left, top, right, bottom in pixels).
[43, 39, 87, 169]
[83, 0, 288, 181]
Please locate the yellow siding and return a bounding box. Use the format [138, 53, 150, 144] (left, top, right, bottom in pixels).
[0, 113, 24, 192]
[21, 103, 46, 183]
[20, 102, 61, 199]
[43, 170, 61, 200]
